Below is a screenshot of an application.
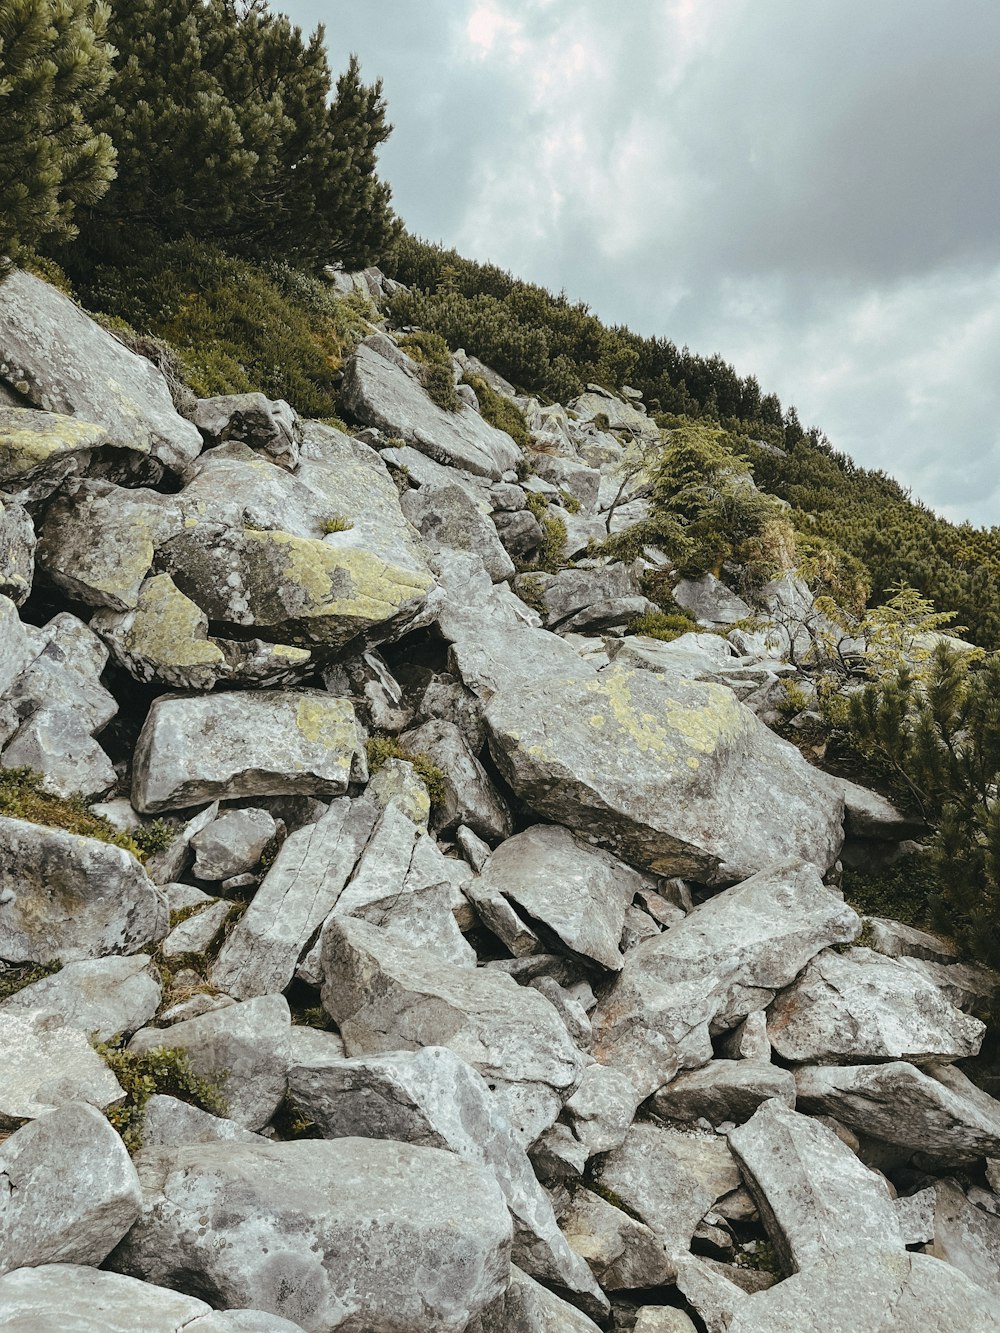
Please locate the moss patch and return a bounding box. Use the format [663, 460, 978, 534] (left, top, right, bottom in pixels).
[462, 373, 530, 449]
[0, 960, 61, 1003]
[0, 768, 146, 860]
[96, 1040, 228, 1153]
[365, 736, 447, 806]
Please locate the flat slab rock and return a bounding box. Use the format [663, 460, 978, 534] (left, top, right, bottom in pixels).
[0, 954, 161, 1040]
[0, 1010, 124, 1123]
[132, 690, 359, 813]
[108, 1137, 512, 1333]
[0, 817, 168, 964]
[484, 660, 844, 883]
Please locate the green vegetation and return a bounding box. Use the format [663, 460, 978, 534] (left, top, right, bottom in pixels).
[627, 609, 698, 643]
[398, 329, 460, 411]
[321, 514, 354, 534]
[0, 767, 147, 856]
[96, 1040, 227, 1152]
[462, 373, 531, 449]
[364, 736, 447, 806]
[0, 960, 61, 1003]
[0, 0, 116, 272]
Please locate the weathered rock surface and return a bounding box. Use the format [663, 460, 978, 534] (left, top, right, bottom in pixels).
[470, 1266, 604, 1333]
[193, 392, 301, 468]
[925, 1178, 1000, 1300]
[0, 1103, 142, 1275]
[400, 718, 513, 842]
[651, 1060, 796, 1126]
[0, 496, 35, 604]
[139, 1095, 262, 1150]
[766, 946, 985, 1064]
[320, 916, 587, 1143]
[401, 482, 515, 581]
[132, 691, 358, 813]
[485, 662, 844, 882]
[0, 1011, 124, 1122]
[0, 817, 168, 963]
[672, 573, 752, 626]
[190, 807, 276, 881]
[560, 1186, 677, 1291]
[0, 954, 161, 1039]
[108, 1137, 512, 1332]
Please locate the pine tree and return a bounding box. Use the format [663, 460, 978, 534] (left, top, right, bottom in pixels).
[0, 0, 116, 273]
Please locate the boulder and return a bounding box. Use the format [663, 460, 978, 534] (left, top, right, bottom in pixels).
[160, 898, 232, 959]
[341, 340, 521, 479]
[129, 995, 291, 1130]
[562, 1062, 641, 1156]
[0, 269, 202, 473]
[0, 496, 34, 605]
[132, 691, 358, 813]
[0, 1103, 142, 1275]
[672, 573, 752, 627]
[560, 1187, 677, 1290]
[485, 661, 845, 883]
[320, 916, 587, 1144]
[139, 1095, 262, 1150]
[925, 1178, 1000, 1300]
[399, 718, 512, 842]
[1, 704, 116, 799]
[651, 1061, 796, 1126]
[401, 482, 515, 581]
[591, 863, 859, 1090]
[766, 946, 984, 1064]
[287, 1045, 606, 1314]
[190, 807, 277, 881]
[0, 595, 34, 696]
[469, 1266, 604, 1333]
[0, 955, 161, 1040]
[108, 1137, 512, 1332]
[0, 817, 168, 964]
[0, 1010, 124, 1122]
[193, 392, 301, 468]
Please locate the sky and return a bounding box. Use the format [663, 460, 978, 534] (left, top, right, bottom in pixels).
[283, 0, 1000, 527]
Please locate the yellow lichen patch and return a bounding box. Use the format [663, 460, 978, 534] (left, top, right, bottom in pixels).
[125, 574, 224, 667]
[294, 697, 356, 752]
[0, 409, 107, 475]
[584, 665, 747, 762]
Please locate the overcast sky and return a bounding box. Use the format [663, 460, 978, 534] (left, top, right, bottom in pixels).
[284, 0, 1000, 527]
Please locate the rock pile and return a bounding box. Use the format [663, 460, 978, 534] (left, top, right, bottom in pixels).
[0, 268, 998, 1331]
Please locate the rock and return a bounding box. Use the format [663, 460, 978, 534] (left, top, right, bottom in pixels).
[719, 1010, 772, 1063]
[925, 1178, 1000, 1300]
[651, 1061, 796, 1126]
[0, 406, 114, 499]
[193, 392, 301, 468]
[320, 916, 588, 1144]
[0, 1103, 141, 1274]
[0, 955, 161, 1040]
[211, 798, 379, 1000]
[560, 1187, 677, 1290]
[160, 898, 231, 959]
[672, 573, 752, 626]
[0, 269, 202, 473]
[592, 863, 859, 1090]
[530, 454, 602, 512]
[829, 774, 927, 841]
[591, 1122, 741, 1253]
[562, 1062, 641, 1156]
[898, 955, 1000, 1012]
[0, 817, 168, 964]
[287, 1045, 606, 1314]
[129, 995, 291, 1130]
[634, 1310, 699, 1333]
[457, 822, 492, 872]
[485, 661, 844, 883]
[794, 1061, 1000, 1166]
[0, 1011, 124, 1122]
[342, 339, 521, 479]
[401, 483, 515, 582]
[526, 562, 653, 634]
[766, 946, 984, 1064]
[475, 824, 649, 971]
[464, 875, 545, 956]
[1, 704, 116, 799]
[0, 595, 34, 696]
[0, 496, 34, 605]
[144, 801, 218, 886]
[366, 757, 431, 825]
[190, 807, 277, 881]
[400, 718, 513, 842]
[894, 1186, 936, 1244]
[132, 691, 358, 813]
[494, 506, 545, 559]
[672, 1253, 748, 1333]
[728, 1099, 901, 1275]
[108, 1137, 512, 1332]
[470, 1265, 604, 1332]
[862, 916, 958, 963]
[139, 1095, 262, 1150]
[0, 1264, 308, 1331]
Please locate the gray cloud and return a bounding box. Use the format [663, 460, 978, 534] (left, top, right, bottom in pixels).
[283, 0, 1000, 526]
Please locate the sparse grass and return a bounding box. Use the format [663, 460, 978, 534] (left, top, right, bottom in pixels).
[515, 573, 548, 616]
[321, 514, 354, 534]
[628, 609, 697, 642]
[364, 736, 447, 806]
[558, 489, 582, 514]
[95, 1040, 228, 1153]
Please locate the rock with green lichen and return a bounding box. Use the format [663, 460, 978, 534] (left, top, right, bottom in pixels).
[0, 406, 110, 499]
[131, 690, 359, 814]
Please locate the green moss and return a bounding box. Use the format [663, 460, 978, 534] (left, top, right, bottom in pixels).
[95, 1041, 228, 1153]
[515, 573, 548, 616]
[842, 859, 942, 931]
[364, 736, 447, 806]
[592, 412, 611, 432]
[0, 961, 61, 1003]
[397, 329, 453, 370]
[462, 373, 531, 450]
[321, 514, 354, 534]
[0, 768, 146, 860]
[558, 488, 582, 514]
[131, 819, 176, 857]
[628, 609, 698, 642]
[525, 491, 549, 521]
[735, 1240, 781, 1276]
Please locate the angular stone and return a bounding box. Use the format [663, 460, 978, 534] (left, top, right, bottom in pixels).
[0, 955, 161, 1040]
[320, 916, 587, 1144]
[108, 1137, 512, 1332]
[0, 406, 110, 498]
[132, 691, 358, 813]
[160, 899, 231, 959]
[719, 1010, 772, 1063]
[794, 1061, 1000, 1166]
[0, 1011, 124, 1122]
[193, 392, 301, 468]
[0, 817, 168, 964]
[0, 1103, 141, 1275]
[560, 1187, 676, 1291]
[0, 270, 202, 472]
[894, 1186, 936, 1244]
[0, 595, 34, 696]
[469, 1265, 603, 1333]
[190, 808, 276, 881]
[139, 1095, 262, 1150]
[652, 1061, 796, 1126]
[634, 1309, 699, 1333]
[1, 705, 116, 800]
[287, 1045, 605, 1314]
[592, 863, 859, 1088]
[401, 483, 515, 582]
[0, 496, 34, 606]
[767, 946, 984, 1064]
[926, 1178, 1000, 1300]
[128, 994, 290, 1130]
[485, 662, 844, 883]
[591, 1122, 741, 1253]
[563, 1063, 641, 1156]
[366, 757, 430, 825]
[475, 824, 649, 972]
[400, 718, 513, 842]
[673, 573, 752, 627]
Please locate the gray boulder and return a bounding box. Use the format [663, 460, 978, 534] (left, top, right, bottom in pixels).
[672, 573, 752, 627]
[563, 1062, 641, 1156]
[924, 1178, 1000, 1301]
[132, 691, 359, 813]
[560, 1187, 677, 1291]
[320, 916, 588, 1144]
[0, 954, 161, 1040]
[766, 946, 985, 1064]
[400, 718, 512, 842]
[0, 269, 202, 473]
[651, 1061, 796, 1126]
[193, 392, 301, 468]
[468, 1266, 604, 1333]
[401, 483, 515, 582]
[139, 1095, 262, 1150]
[485, 661, 845, 883]
[0, 1010, 124, 1122]
[0, 817, 168, 964]
[108, 1137, 512, 1332]
[0, 1103, 141, 1275]
[190, 807, 276, 881]
[0, 496, 34, 605]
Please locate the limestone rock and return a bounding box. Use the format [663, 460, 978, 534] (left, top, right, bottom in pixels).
[139, 1095, 262, 1150]
[1, 705, 116, 799]
[925, 1178, 1000, 1300]
[320, 916, 588, 1144]
[766, 946, 984, 1064]
[0, 955, 161, 1040]
[0, 1103, 141, 1274]
[560, 1187, 676, 1291]
[0, 405, 112, 499]
[563, 1062, 641, 1156]
[651, 1061, 796, 1126]
[401, 482, 515, 582]
[485, 662, 844, 883]
[193, 392, 301, 468]
[160, 898, 231, 959]
[673, 573, 752, 626]
[190, 807, 277, 881]
[129, 994, 290, 1130]
[470, 1266, 603, 1333]
[0, 594, 34, 696]
[400, 718, 513, 842]
[0, 496, 34, 605]
[132, 691, 358, 813]
[0, 817, 168, 964]
[0, 269, 202, 473]
[0, 1011, 124, 1122]
[108, 1137, 512, 1332]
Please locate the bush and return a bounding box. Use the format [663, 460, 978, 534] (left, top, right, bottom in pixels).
[628, 609, 697, 642]
[463, 373, 531, 450]
[96, 1041, 227, 1152]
